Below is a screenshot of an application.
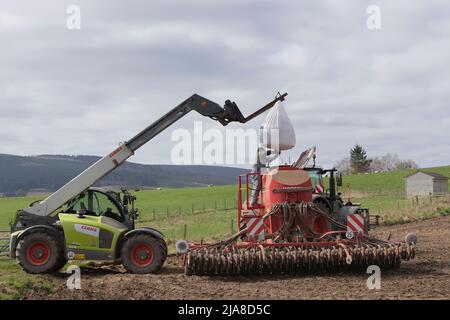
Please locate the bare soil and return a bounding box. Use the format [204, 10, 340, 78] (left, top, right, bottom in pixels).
[23, 215, 450, 300]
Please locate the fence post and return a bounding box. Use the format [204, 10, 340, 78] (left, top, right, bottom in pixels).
[179, 206, 181, 216]
[192, 204, 194, 215]
[230, 219, 234, 234]
[183, 224, 187, 240]
[166, 207, 169, 218]
[153, 210, 155, 221]
[224, 199, 227, 210]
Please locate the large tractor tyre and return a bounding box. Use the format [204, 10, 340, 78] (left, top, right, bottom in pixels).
[16, 231, 64, 274]
[121, 234, 167, 274]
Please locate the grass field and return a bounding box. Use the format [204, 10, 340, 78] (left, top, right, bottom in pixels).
[339, 165, 450, 194]
[0, 257, 53, 299]
[0, 195, 41, 230]
[336, 165, 450, 225]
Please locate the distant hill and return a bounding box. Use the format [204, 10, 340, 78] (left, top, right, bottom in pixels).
[0, 154, 248, 195]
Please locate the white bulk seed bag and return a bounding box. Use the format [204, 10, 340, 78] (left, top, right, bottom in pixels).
[259, 101, 296, 151]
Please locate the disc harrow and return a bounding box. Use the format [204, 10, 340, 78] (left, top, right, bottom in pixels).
[185, 242, 415, 276]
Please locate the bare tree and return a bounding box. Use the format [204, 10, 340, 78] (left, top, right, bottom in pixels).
[395, 159, 418, 170]
[334, 157, 351, 175]
[380, 153, 400, 171]
[370, 156, 384, 172]
[370, 153, 418, 172]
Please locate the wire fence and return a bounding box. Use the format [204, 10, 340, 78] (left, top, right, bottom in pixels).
[137, 198, 239, 222]
[0, 230, 10, 256]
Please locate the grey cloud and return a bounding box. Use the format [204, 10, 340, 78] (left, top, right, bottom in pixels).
[0, 0, 449, 169]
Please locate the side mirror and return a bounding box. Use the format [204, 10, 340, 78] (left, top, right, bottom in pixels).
[336, 172, 343, 187]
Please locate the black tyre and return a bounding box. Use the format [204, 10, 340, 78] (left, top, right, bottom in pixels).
[121, 234, 167, 274]
[53, 256, 68, 272]
[16, 231, 64, 274]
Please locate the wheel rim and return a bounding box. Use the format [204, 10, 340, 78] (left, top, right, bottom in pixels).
[131, 244, 154, 267]
[26, 242, 50, 266]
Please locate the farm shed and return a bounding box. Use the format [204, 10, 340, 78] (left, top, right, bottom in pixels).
[405, 171, 449, 197]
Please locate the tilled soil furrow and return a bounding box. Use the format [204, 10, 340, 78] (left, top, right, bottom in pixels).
[22, 215, 450, 300]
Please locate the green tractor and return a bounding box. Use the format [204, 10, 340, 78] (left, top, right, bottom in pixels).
[304, 167, 373, 232]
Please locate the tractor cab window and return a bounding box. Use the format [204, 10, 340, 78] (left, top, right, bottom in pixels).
[66, 190, 124, 222]
[319, 174, 324, 186]
[92, 191, 123, 222]
[70, 192, 90, 213]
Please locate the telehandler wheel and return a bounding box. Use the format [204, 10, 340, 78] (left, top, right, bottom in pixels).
[53, 256, 68, 272]
[16, 231, 64, 274]
[121, 234, 167, 274]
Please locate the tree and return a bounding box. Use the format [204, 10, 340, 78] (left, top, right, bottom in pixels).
[395, 159, 418, 170]
[350, 144, 371, 174]
[369, 156, 384, 173]
[334, 157, 351, 175]
[370, 153, 399, 172]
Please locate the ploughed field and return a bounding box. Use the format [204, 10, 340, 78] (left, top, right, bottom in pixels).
[20, 215, 450, 300]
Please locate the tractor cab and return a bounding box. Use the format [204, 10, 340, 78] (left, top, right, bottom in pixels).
[63, 187, 138, 230]
[304, 167, 326, 194]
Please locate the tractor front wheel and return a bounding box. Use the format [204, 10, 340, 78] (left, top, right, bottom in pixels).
[16, 231, 64, 274]
[121, 234, 167, 274]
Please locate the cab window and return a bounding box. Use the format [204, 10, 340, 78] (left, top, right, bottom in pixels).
[70, 193, 89, 212]
[92, 192, 123, 221]
[66, 191, 124, 222]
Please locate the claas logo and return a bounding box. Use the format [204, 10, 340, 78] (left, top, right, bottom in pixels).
[81, 225, 97, 232]
[109, 146, 123, 158]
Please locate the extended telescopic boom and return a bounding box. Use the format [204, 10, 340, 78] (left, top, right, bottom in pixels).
[23, 92, 288, 217]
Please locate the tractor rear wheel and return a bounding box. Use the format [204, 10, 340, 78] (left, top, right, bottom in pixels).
[121, 234, 167, 274]
[16, 231, 64, 274]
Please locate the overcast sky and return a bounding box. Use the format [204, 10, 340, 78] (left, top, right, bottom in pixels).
[1, 0, 449, 169]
